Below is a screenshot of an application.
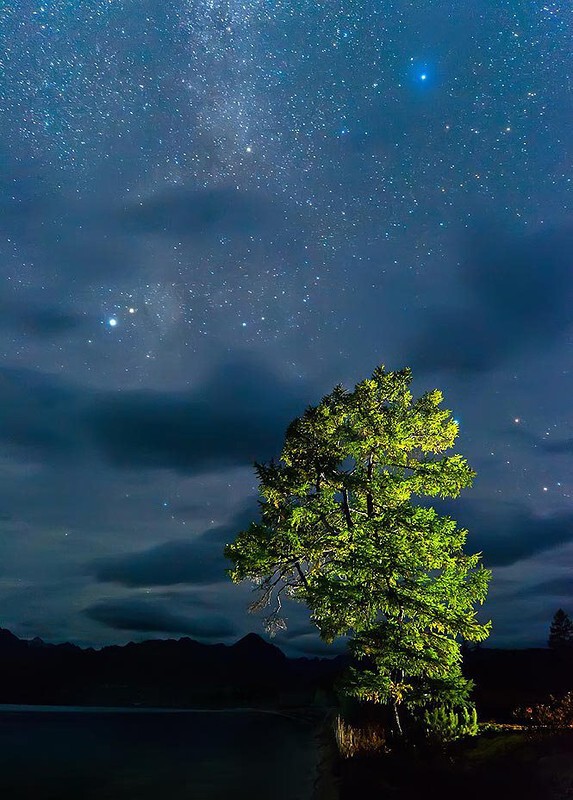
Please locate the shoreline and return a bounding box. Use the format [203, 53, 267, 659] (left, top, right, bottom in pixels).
[312, 713, 340, 800]
[0, 703, 314, 719]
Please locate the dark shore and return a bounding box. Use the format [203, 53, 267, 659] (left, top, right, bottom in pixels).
[336, 728, 573, 799]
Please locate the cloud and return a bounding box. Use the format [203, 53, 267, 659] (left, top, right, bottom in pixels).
[274, 622, 348, 657]
[86, 356, 308, 473]
[453, 499, 573, 567]
[282, 634, 347, 658]
[0, 173, 305, 301]
[121, 185, 284, 240]
[0, 302, 88, 338]
[91, 540, 225, 587]
[84, 597, 235, 639]
[515, 577, 573, 599]
[0, 355, 309, 472]
[536, 439, 573, 455]
[0, 175, 136, 284]
[1, 179, 282, 289]
[409, 223, 573, 372]
[0, 368, 86, 458]
[87, 510, 254, 588]
[504, 425, 573, 456]
[523, 434, 573, 456]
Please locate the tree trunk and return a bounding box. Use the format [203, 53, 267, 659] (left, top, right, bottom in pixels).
[342, 489, 353, 529]
[392, 700, 403, 738]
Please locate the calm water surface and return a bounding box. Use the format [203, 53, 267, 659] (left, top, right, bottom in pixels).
[0, 707, 318, 800]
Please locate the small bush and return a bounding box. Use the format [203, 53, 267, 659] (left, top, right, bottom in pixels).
[334, 714, 388, 758]
[422, 704, 478, 743]
[515, 691, 573, 729]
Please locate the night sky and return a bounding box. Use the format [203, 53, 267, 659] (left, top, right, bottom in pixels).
[0, 1, 571, 655]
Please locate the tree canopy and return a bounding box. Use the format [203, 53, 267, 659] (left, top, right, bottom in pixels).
[548, 608, 573, 652]
[225, 365, 491, 723]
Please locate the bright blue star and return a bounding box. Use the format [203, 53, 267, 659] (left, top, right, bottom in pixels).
[409, 61, 434, 86]
[108, 317, 118, 327]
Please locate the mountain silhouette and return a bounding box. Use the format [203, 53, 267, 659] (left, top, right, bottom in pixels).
[0, 628, 344, 708]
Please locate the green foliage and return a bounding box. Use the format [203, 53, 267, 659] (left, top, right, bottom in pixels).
[225, 365, 491, 721]
[548, 608, 573, 651]
[422, 703, 478, 743]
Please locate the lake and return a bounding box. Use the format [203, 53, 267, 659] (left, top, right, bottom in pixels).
[0, 706, 319, 799]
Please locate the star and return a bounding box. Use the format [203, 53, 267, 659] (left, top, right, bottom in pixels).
[0, 0, 570, 654]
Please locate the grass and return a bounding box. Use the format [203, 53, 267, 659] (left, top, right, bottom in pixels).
[334, 714, 387, 759]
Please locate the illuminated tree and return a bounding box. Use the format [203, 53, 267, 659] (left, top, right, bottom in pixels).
[226, 365, 491, 733]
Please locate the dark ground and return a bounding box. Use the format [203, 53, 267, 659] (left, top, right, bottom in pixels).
[338, 729, 573, 800]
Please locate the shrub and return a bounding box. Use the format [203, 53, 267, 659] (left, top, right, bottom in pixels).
[422, 704, 478, 743]
[515, 691, 573, 729]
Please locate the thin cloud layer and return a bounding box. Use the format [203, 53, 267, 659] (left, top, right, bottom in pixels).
[87, 510, 254, 588]
[453, 499, 573, 567]
[516, 577, 573, 598]
[121, 185, 286, 240]
[0, 302, 88, 338]
[84, 597, 236, 639]
[410, 224, 573, 372]
[0, 356, 308, 472]
[87, 358, 308, 473]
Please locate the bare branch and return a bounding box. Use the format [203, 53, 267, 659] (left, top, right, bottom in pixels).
[294, 561, 310, 589]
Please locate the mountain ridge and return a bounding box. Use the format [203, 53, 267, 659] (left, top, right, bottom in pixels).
[0, 626, 345, 709]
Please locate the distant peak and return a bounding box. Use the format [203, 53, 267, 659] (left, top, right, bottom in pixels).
[232, 632, 286, 658]
[0, 628, 20, 640]
[0, 628, 25, 649]
[235, 632, 265, 645]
